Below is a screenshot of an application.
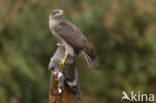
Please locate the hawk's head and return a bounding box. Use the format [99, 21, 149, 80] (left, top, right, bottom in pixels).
[49, 9, 64, 19]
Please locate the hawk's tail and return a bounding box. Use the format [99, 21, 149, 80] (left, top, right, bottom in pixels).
[82, 51, 100, 72]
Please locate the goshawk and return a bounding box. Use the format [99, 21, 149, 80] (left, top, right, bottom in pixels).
[49, 9, 100, 71]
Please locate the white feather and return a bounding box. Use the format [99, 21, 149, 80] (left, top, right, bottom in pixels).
[58, 88, 62, 93]
[49, 17, 59, 28]
[66, 79, 77, 86]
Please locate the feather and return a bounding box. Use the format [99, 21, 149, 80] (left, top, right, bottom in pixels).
[82, 51, 100, 72]
[51, 18, 100, 71]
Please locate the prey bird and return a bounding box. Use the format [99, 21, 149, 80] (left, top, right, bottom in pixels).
[49, 9, 100, 71]
[48, 44, 81, 99]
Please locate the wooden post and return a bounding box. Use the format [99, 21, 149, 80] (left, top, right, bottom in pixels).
[48, 45, 77, 103]
[49, 75, 75, 103]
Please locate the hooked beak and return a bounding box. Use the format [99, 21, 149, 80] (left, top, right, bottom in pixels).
[59, 10, 64, 16]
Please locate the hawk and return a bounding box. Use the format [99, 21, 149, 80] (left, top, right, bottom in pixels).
[49, 9, 100, 71]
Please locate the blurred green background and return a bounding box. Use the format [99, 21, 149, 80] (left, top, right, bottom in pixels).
[0, 0, 156, 103]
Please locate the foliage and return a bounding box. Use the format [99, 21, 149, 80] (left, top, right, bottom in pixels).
[0, 0, 156, 103]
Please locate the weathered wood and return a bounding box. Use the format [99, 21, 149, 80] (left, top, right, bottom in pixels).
[49, 75, 75, 103]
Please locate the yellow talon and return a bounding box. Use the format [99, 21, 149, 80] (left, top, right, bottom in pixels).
[60, 55, 67, 68]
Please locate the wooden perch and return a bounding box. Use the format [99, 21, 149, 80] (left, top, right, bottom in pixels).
[49, 75, 74, 103]
[48, 44, 80, 103]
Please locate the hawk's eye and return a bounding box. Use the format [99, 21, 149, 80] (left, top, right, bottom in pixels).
[52, 11, 59, 15]
[55, 11, 59, 14]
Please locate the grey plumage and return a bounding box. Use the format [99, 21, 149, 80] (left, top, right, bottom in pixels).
[49, 9, 100, 71]
[48, 44, 80, 99]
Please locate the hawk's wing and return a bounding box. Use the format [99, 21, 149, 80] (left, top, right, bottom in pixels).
[54, 20, 88, 50]
[54, 20, 100, 71]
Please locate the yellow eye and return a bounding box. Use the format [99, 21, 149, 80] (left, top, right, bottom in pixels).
[56, 11, 59, 14]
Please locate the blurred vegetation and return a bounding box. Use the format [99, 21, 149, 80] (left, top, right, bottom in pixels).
[0, 0, 156, 103]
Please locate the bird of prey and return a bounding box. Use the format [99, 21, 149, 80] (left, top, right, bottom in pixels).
[49, 9, 100, 71]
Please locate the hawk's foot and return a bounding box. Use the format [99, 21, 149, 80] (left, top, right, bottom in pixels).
[59, 55, 67, 68]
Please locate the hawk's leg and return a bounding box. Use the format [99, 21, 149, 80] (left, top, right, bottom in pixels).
[60, 55, 67, 68]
